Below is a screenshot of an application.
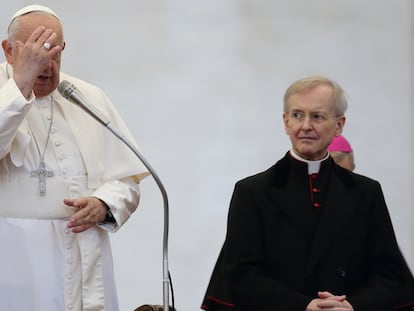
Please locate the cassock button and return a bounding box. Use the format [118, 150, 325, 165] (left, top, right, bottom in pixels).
[337, 266, 347, 278]
[311, 174, 318, 180]
[308, 270, 315, 279]
[313, 202, 321, 208]
[312, 187, 320, 193]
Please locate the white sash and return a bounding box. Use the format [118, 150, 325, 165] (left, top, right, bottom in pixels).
[0, 174, 92, 219]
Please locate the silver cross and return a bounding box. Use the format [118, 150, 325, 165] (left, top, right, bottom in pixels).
[31, 161, 54, 195]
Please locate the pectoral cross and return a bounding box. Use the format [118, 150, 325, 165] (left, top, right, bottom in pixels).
[31, 161, 54, 195]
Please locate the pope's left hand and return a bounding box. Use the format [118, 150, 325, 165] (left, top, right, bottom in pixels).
[64, 197, 107, 233]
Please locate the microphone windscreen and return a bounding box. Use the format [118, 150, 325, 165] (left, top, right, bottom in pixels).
[58, 80, 74, 99]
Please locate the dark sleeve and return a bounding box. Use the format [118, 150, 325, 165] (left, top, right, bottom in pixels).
[221, 181, 312, 311]
[395, 277, 414, 310]
[348, 181, 414, 310]
[201, 245, 240, 311]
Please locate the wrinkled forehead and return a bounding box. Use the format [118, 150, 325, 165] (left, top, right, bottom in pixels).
[8, 11, 63, 43]
[287, 84, 335, 110]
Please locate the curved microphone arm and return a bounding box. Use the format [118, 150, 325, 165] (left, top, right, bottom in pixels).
[105, 124, 170, 311]
[57, 81, 170, 310]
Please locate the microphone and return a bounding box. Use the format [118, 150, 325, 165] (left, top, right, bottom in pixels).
[58, 80, 172, 311]
[58, 80, 110, 126]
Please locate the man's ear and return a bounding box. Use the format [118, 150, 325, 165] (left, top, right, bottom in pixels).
[1, 40, 14, 64]
[335, 115, 346, 136]
[283, 113, 290, 134]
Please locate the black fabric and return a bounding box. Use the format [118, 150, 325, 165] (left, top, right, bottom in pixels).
[201, 152, 414, 311]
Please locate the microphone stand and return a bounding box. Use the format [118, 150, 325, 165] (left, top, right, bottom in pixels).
[58, 81, 170, 310]
[105, 124, 170, 311]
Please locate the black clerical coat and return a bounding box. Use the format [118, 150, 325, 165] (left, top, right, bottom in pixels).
[202, 153, 414, 311]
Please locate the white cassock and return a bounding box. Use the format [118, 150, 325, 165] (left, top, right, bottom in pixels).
[0, 62, 149, 311]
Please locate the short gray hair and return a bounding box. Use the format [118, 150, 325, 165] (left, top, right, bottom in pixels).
[283, 76, 348, 116]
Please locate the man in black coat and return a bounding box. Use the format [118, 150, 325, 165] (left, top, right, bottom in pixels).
[201, 76, 414, 311]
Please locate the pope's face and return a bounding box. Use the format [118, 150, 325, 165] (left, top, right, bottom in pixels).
[7, 13, 64, 98]
[283, 84, 345, 161]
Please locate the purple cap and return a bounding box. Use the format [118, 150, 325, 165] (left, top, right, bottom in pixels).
[328, 135, 353, 153]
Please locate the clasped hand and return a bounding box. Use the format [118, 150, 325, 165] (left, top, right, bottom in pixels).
[306, 291, 354, 311]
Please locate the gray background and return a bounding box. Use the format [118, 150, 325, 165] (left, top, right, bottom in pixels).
[1, 1, 413, 310]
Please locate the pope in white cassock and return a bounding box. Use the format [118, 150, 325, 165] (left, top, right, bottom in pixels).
[0, 5, 149, 311]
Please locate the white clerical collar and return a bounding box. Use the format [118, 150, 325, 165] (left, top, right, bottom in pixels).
[289, 149, 329, 175]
